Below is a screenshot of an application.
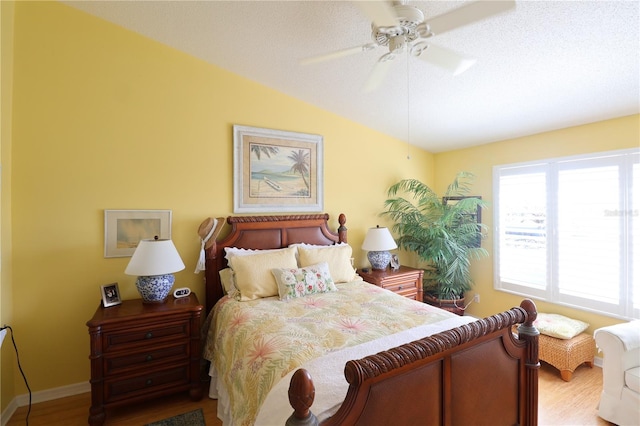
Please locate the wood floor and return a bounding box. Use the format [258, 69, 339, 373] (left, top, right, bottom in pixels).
[6, 362, 611, 426]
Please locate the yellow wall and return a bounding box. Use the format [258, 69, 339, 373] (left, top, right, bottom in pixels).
[434, 114, 640, 330]
[1, 1, 434, 405]
[1, 0, 16, 413]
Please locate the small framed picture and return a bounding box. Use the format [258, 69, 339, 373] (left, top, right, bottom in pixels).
[390, 254, 400, 271]
[101, 283, 122, 307]
[104, 209, 172, 258]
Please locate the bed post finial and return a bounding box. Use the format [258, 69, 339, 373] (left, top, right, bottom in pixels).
[286, 369, 319, 426]
[338, 213, 347, 244]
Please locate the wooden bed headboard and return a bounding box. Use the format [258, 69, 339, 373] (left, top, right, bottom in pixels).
[203, 213, 347, 314]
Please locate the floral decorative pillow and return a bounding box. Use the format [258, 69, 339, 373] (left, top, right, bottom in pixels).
[534, 313, 589, 339]
[272, 262, 338, 300]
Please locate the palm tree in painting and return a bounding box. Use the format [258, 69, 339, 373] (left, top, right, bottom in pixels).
[251, 144, 279, 160]
[287, 149, 310, 194]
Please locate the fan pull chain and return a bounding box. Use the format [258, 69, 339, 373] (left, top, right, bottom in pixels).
[407, 49, 411, 160]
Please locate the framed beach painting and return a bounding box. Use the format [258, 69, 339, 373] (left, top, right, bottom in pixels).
[104, 209, 172, 257]
[233, 125, 323, 213]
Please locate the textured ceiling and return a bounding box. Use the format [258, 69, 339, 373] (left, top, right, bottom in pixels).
[64, 1, 639, 153]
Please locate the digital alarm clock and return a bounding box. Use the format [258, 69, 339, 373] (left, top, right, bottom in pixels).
[173, 287, 191, 298]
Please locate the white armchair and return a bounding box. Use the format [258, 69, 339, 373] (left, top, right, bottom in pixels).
[594, 321, 640, 426]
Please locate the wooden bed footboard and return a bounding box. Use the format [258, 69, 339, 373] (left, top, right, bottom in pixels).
[287, 299, 539, 426]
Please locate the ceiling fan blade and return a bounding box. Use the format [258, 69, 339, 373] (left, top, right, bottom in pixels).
[300, 43, 377, 65]
[355, 1, 398, 28]
[419, 44, 476, 76]
[425, 0, 516, 36]
[362, 56, 395, 93]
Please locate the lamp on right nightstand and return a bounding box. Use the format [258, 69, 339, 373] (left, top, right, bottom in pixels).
[361, 225, 397, 270]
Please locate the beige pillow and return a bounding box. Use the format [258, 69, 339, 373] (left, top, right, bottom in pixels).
[298, 244, 356, 283]
[218, 268, 237, 297]
[534, 313, 589, 339]
[229, 247, 298, 301]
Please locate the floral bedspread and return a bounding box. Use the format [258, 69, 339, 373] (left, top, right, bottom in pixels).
[203, 279, 456, 426]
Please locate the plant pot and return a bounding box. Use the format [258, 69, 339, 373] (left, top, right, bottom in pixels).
[423, 294, 465, 316]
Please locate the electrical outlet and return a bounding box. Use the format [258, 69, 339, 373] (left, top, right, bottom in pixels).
[0, 328, 7, 348]
[473, 294, 480, 303]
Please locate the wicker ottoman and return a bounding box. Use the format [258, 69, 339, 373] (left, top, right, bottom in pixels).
[539, 332, 595, 381]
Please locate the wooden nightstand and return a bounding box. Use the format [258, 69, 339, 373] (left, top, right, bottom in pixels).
[358, 265, 424, 301]
[86, 294, 204, 426]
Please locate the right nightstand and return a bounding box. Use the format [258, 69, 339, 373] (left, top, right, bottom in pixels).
[357, 265, 424, 301]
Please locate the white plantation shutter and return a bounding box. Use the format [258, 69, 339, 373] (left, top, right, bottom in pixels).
[496, 166, 547, 297]
[494, 149, 639, 319]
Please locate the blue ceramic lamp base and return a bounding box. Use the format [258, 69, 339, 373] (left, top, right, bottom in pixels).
[368, 250, 392, 270]
[136, 274, 176, 303]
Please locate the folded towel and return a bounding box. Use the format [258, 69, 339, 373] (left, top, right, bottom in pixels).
[595, 320, 640, 351]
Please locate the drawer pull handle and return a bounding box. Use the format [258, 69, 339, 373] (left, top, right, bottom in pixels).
[146, 379, 153, 386]
[146, 355, 153, 362]
[145, 332, 153, 339]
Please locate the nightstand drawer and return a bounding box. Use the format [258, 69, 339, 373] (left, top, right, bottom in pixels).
[103, 320, 189, 352]
[104, 342, 189, 375]
[105, 364, 189, 402]
[383, 282, 418, 298]
[357, 266, 424, 301]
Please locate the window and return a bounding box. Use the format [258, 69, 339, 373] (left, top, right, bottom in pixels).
[494, 149, 639, 319]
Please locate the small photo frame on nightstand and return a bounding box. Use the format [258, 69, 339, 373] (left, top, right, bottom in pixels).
[390, 254, 400, 270]
[101, 282, 122, 307]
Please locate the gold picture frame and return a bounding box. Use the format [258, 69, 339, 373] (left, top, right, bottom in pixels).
[233, 125, 323, 213]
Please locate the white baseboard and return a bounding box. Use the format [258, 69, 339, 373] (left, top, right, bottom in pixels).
[1, 381, 89, 426]
[594, 355, 603, 368]
[0, 399, 18, 426]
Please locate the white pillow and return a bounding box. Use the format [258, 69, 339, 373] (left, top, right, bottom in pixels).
[297, 244, 356, 283]
[224, 246, 288, 262]
[228, 247, 298, 301]
[534, 313, 589, 339]
[272, 262, 337, 301]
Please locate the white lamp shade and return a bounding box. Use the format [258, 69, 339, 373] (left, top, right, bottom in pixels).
[361, 226, 398, 251]
[125, 239, 185, 276]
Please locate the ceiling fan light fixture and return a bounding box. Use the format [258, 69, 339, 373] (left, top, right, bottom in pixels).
[393, 5, 424, 27]
[416, 23, 434, 39]
[388, 35, 406, 53]
[410, 40, 429, 57]
[372, 4, 424, 44]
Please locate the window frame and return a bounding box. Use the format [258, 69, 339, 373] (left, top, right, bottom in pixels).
[493, 148, 639, 320]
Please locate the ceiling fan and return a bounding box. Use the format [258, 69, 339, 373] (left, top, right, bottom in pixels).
[301, 0, 516, 92]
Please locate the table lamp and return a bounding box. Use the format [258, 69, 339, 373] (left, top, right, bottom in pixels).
[361, 226, 397, 270]
[125, 237, 185, 303]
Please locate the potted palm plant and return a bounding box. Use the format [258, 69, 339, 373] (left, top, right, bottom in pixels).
[382, 172, 488, 315]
